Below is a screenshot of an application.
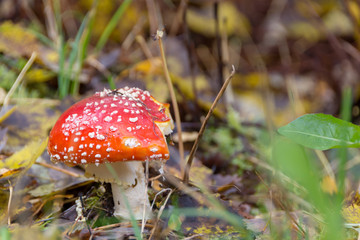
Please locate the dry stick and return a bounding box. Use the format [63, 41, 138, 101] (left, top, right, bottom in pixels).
[3, 52, 37, 107]
[183, 66, 235, 184]
[156, 30, 185, 175]
[36, 161, 80, 178]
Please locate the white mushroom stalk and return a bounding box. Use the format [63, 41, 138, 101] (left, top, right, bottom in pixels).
[85, 161, 150, 219]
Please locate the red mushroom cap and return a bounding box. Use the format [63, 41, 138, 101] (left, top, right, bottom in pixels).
[48, 87, 173, 165]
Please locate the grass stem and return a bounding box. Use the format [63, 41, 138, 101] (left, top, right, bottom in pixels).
[156, 30, 185, 176]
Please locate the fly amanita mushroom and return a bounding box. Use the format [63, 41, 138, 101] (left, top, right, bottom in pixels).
[47, 87, 173, 219]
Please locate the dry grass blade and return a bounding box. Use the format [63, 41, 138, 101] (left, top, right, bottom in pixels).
[156, 30, 185, 175]
[183, 65, 235, 184]
[36, 161, 81, 178]
[3, 52, 37, 107]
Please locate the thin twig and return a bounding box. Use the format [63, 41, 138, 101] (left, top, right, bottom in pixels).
[183, 66, 235, 184]
[155, 30, 185, 175]
[3, 52, 37, 107]
[149, 188, 174, 239]
[7, 180, 13, 225]
[36, 161, 80, 178]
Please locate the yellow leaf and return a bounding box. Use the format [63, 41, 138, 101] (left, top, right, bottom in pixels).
[4, 100, 59, 148]
[0, 21, 39, 58]
[0, 139, 48, 181]
[323, 9, 353, 36]
[320, 175, 338, 194]
[25, 69, 56, 83]
[287, 21, 322, 42]
[186, 2, 250, 38]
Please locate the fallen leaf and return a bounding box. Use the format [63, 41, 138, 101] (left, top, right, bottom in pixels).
[186, 2, 250, 38]
[0, 139, 47, 182]
[320, 175, 338, 194]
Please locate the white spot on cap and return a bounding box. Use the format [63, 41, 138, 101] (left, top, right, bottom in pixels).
[81, 136, 85, 141]
[95, 154, 101, 158]
[111, 103, 117, 107]
[54, 145, 57, 150]
[97, 135, 105, 140]
[88, 132, 95, 138]
[93, 116, 98, 122]
[124, 109, 129, 113]
[81, 152, 87, 156]
[81, 159, 87, 164]
[79, 144, 84, 149]
[74, 137, 79, 142]
[53, 154, 60, 160]
[106, 147, 112, 152]
[64, 132, 69, 136]
[104, 116, 112, 122]
[95, 163, 99, 166]
[110, 110, 118, 115]
[96, 145, 101, 149]
[117, 116, 122, 122]
[68, 146, 74, 152]
[109, 126, 117, 131]
[89, 143, 94, 148]
[64, 156, 68, 160]
[127, 127, 132, 132]
[150, 147, 158, 152]
[124, 138, 140, 148]
[129, 117, 138, 123]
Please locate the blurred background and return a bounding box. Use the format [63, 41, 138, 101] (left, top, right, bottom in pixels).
[1, 0, 360, 239]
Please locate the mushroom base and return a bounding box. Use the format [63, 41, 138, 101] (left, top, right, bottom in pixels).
[85, 161, 151, 220]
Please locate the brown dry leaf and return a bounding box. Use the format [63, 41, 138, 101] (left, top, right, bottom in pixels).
[0, 139, 47, 182]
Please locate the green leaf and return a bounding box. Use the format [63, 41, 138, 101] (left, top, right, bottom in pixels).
[278, 113, 360, 150]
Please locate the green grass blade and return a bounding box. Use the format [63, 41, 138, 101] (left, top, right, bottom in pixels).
[95, 0, 133, 52]
[68, 14, 89, 95]
[57, 35, 67, 98]
[71, 0, 99, 95]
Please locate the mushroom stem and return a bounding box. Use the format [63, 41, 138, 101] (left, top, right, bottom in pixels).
[85, 161, 151, 220]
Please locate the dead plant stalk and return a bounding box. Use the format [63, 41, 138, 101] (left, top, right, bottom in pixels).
[183, 65, 235, 184]
[156, 30, 185, 175]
